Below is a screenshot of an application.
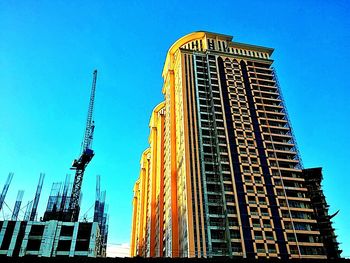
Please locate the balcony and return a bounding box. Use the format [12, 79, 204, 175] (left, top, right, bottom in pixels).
[253, 89, 278, 97]
[256, 101, 283, 109]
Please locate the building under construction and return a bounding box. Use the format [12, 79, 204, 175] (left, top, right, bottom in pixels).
[0, 70, 108, 258]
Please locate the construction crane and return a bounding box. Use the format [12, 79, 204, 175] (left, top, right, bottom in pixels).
[68, 70, 98, 222]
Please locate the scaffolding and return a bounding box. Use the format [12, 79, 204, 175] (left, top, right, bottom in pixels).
[59, 174, 71, 213]
[272, 67, 303, 169]
[93, 175, 108, 256]
[43, 176, 73, 221]
[23, 201, 33, 221]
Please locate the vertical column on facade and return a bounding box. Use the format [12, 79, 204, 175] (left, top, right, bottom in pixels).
[144, 151, 151, 257]
[217, 57, 254, 258]
[216, 56, 247, 258]
[137, 149, 150, 256]
[69, 222, 79, 257]
[0, 221, 9, 249]
[148, 102, 166, 257]
[205, 53, 233, 257]
[169, 68, 179, 257]
[138, 157, 145, 256]
[181, 53, 195, 258]
[193, 54, 212, 257]
[183, 52, 207, 257]
[9, 221, 27, 257]
[51, 222, 61, 256]
[149, 118, 158, 257]
[130, 180, 140, 256]
[155, 106, 165, 257]
[19, 222, 31, 256]
[40, 220, 58, 257]
[6, 221, 21, 256]
[88, 222, 98, 257]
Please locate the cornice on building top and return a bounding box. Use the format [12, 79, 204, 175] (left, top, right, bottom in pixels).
[162, 31, 274, 81]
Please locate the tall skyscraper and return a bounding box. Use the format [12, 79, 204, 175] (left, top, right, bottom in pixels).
[130, 31, 341, 259]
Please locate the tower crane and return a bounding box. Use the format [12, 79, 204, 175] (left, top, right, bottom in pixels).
[67, 70, 98, 222]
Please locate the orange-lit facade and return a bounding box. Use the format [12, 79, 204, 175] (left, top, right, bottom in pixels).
[130, 102, 165, 257]
[131, 32, 339, 259]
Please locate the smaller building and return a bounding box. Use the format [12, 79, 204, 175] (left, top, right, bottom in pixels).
[0, 220, 105, 257]
[303, 168, 342, 259]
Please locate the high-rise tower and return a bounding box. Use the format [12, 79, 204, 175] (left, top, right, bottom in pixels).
[130, 31, 340, 259]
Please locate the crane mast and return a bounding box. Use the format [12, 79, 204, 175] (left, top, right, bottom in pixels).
[68, 70, 97, 222]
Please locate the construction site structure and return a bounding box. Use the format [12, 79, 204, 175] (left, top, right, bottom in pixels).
[0, 71, 108, 258]
[23, 201, 33, 221]
[29, 173, 45, 221]
[0, 220, 104, 257]
[11, 191, 24, 221]
[43, 175, 73, 222]
[93, 175, 108, 256]
[0, 173, 108, 258]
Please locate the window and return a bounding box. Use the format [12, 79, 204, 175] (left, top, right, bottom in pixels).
[252, 219, 260, 228]
[57, 240, 72, 251]
[252, 167, 260, 174]
[230, 230, 240, 239]
[29, 225, 45, 236]
[265, 232, 274, 240]
[26, 240, 42, 251]
[77, 223, 92, 239]
[254, 177, 263, 184]
[246, 186, 254, 193]
[227, 205, 236, 214]
[250, 207, 259, 216]
[259, 197, 267, 205]
[256, 244, 265, 253]
[229, 218, 239, 226]
[263, 220, 272, 228]
[268, 244, 277, 253]
[244, 124, 251, 130]
[60, 225, 74, 236]
[254, 231, 263, 240]
[256, 186, 264, 194]
[248, 196, 256, 204]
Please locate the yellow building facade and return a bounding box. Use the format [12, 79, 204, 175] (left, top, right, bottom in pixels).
[131, 31, 336, 259]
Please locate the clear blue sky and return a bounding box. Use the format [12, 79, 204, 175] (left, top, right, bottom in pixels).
[0, 0, 349, 258]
